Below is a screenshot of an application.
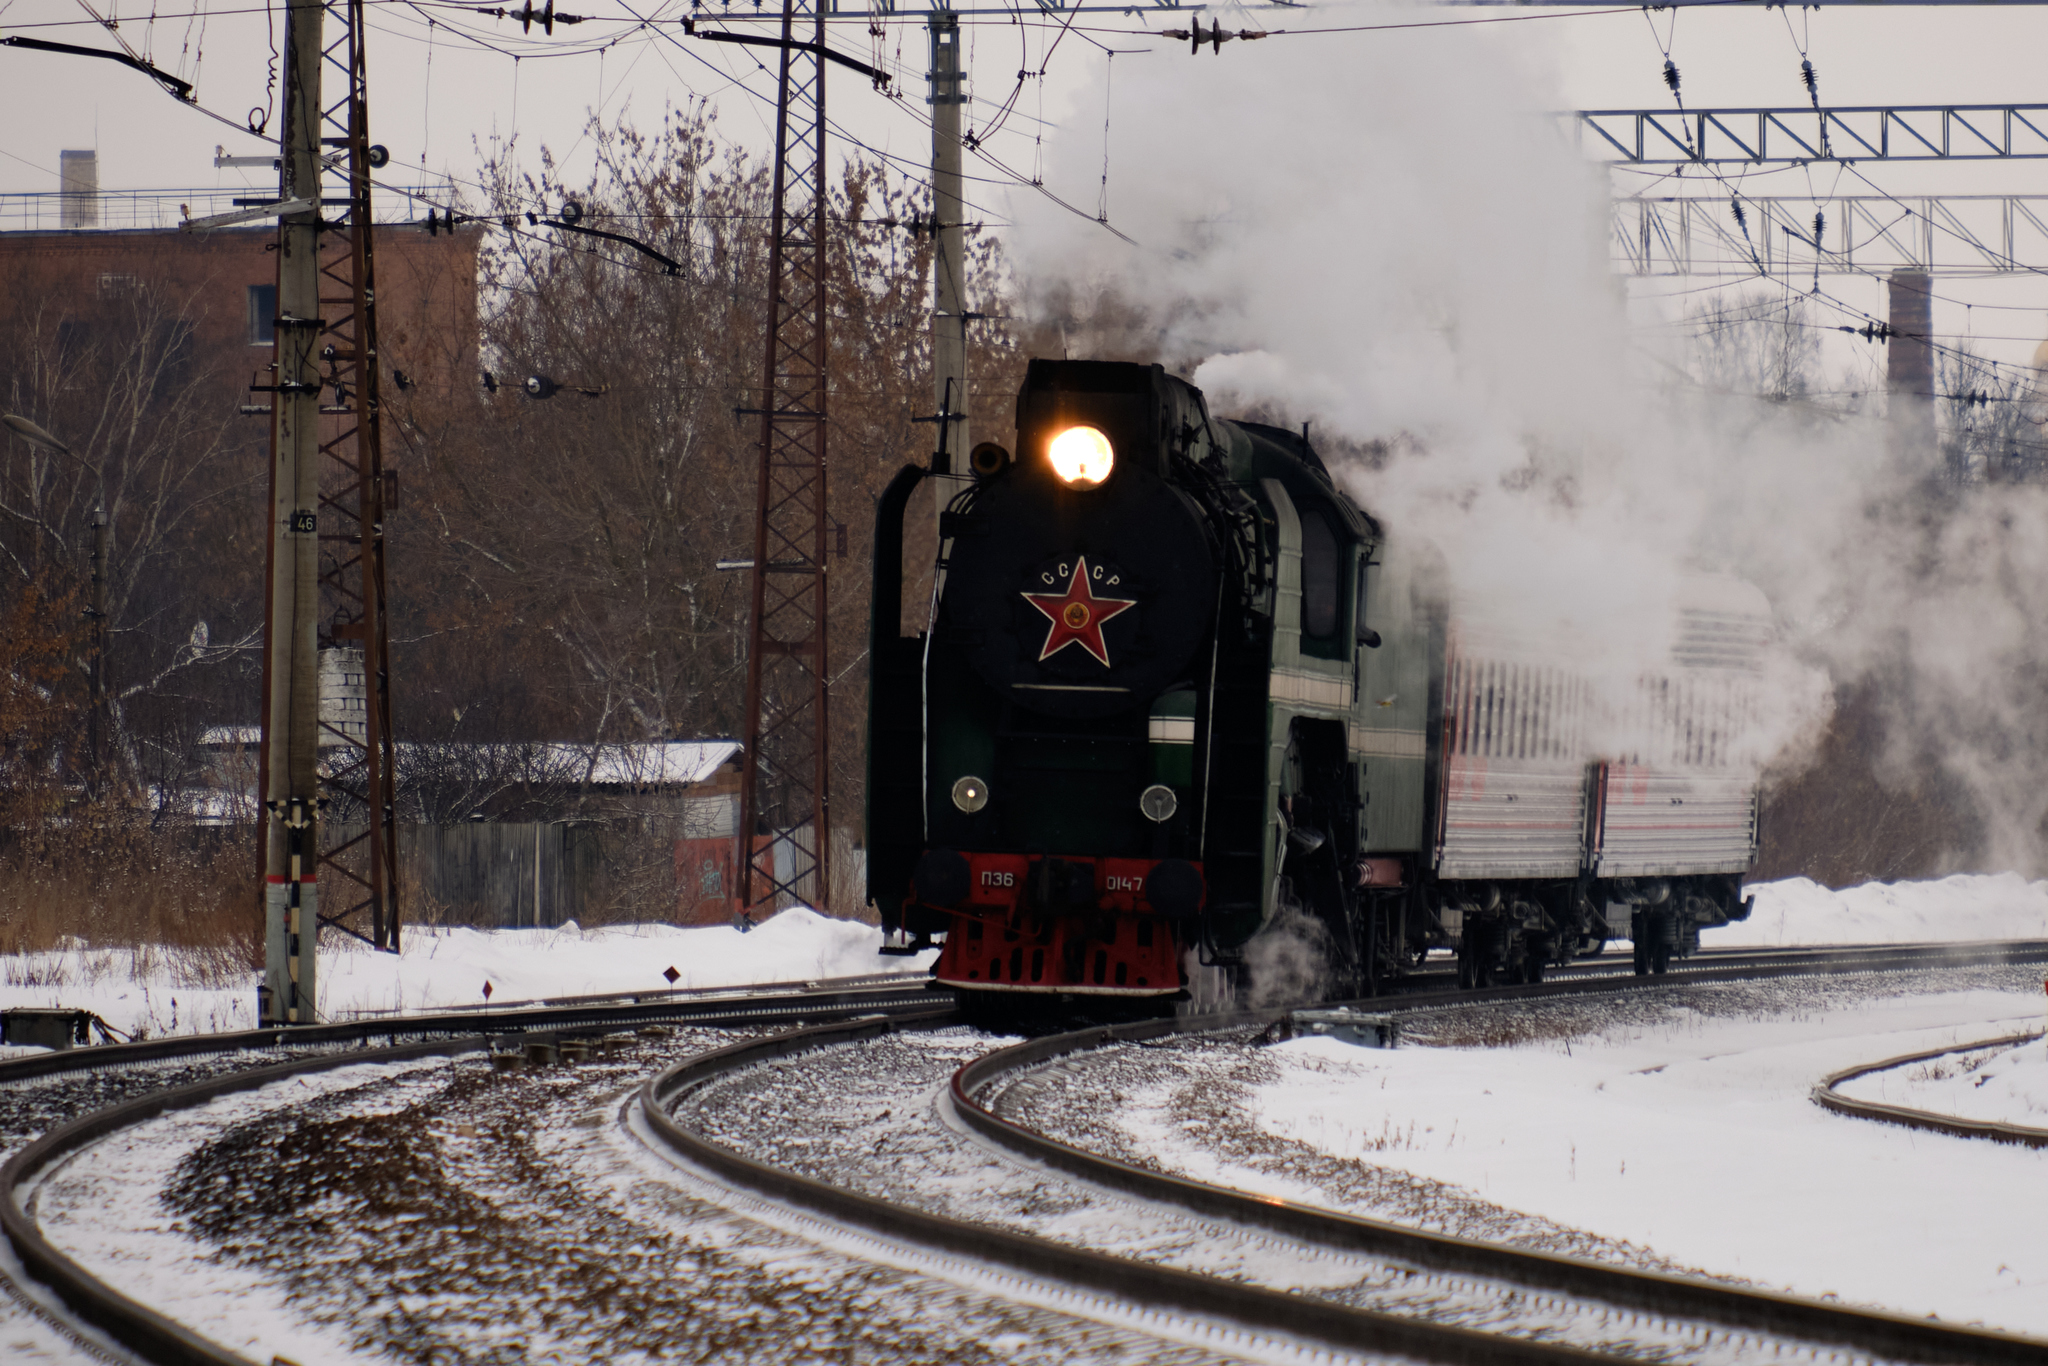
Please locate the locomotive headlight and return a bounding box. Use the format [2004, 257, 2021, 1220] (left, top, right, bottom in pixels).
[951, 775, 990, 813]
[1047, 425, 1114, 489]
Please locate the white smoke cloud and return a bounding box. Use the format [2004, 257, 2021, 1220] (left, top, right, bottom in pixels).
[1007, 0, 2048, 872]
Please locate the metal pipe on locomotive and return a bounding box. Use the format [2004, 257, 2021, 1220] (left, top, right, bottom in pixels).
[867, 360, 1764, 1006]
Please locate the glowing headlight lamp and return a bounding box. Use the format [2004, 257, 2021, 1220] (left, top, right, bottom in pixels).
[1047, 425, 1114, 489]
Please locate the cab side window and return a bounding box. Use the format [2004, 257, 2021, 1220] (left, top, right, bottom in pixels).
[1356, 559, 1372, 639]
[1298, 506, 1346, 658]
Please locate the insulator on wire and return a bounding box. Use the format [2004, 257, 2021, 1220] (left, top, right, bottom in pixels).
[1813, 211, 1826, 245]
[1730, 197, 1747, 231]
[1159, 24, 1264, 53]
[1663, 59, 1681, 95]
[1800, 59, 1818, 100]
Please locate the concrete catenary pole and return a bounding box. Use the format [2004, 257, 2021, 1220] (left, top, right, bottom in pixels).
[927, 13, 971, 510]
[261, 0, 325, 1026]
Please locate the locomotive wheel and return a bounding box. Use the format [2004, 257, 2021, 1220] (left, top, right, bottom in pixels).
[1456, 945, 1474, 990]
[1521, 955, 1545, 986]
[1631, 934, 1649, 976]
[1462, 925, 1497, 989]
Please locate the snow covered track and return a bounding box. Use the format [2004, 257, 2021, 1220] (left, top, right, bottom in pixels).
[955, 1016, 2048, 1365]
[5, 945, 2044, 1365]
[3, 1036, 485, 1366]
[1813, 1031, 2048, 1150]
[642, 1013, 1604, 1366]
[0, 974, 945, 1365]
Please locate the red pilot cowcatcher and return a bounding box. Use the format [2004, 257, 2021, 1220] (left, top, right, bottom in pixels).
[1022, 556, 1137, 666]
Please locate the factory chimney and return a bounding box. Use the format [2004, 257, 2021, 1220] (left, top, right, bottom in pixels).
[58, 150, 97, 229]
[1885, 270, 1936, 474]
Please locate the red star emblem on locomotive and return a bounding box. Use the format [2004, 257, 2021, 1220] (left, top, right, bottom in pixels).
[1022, 556, 1137, 666]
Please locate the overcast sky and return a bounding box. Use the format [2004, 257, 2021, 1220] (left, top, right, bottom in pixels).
[5, 0, 2048, 373]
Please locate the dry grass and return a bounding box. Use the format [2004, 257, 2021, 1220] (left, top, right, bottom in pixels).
[0, 820, 257, 982]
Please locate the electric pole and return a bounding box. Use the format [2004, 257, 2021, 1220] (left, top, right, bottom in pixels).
[737, 0, 832, 916]
[260, 0, 325, 1027]
[255, 0, 403, 1025]
[927, 12, 971, 507]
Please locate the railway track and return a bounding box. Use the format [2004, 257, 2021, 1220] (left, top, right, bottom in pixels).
[644, 940, 2048, 1366]
[0, 972, 944, 1366]
[7, 940, 2046, 1364]
[1813, 1030, 2048, 1150]
[946, 1020, 2048, 1364]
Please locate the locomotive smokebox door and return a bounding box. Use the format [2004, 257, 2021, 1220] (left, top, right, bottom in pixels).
[944, 364, 1217, 720]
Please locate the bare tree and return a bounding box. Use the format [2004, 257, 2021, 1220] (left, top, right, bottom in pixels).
[1685, 289, 1823, 403]
[387, 104, 1024, 849]
[0, 279, 262, 796]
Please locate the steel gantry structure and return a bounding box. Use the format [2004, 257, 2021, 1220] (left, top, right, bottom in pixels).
[1576, 105, 2048, 167]
[1613, 194, 2048, 277]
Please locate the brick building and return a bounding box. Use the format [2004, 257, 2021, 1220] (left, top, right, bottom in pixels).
[0, 182, 484, 799]
[0, 214, 483, 409]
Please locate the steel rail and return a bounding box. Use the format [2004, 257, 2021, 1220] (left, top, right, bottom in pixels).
[639, 1012, 1611, 1366]
[1813, 1030, 2048, 1149]
[331, 968, 933, 1018]
[1381, 937, 2048, 1010]
[0, 974, 942, 1086]
[3, 1035, 486, 1366]
[946, 950, 2048, 1366]
[0, 983, 949, 1366]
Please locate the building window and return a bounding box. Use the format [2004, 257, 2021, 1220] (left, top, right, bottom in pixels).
[97, 273, 139, 298]
[247, 283, 277, 346]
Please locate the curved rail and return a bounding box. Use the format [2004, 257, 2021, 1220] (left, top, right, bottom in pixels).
[949, 1018, 2048, 1365]
[1, 982, 948, 1366]
[640, 1013, 1610, 1366]
[1813, 1030, 2048, 1149]
[0, 973, 942, 1086]
[5, 1035, 486, 1366]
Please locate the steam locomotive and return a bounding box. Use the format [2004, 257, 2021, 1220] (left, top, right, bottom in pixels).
[866, 359, 1764, 1004]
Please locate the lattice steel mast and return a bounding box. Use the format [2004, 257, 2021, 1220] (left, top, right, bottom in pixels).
[737, 0, 831, 915]
[312, 0, 400, 954]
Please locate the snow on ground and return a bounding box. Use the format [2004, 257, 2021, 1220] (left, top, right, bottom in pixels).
[1246, 983, 2048, 1337]
[1837, 1033, 2048, 1129]
[1, 870, 2043, 1043]
[1719, 873, 2048, 947]
[0, 908, 937, 1044]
